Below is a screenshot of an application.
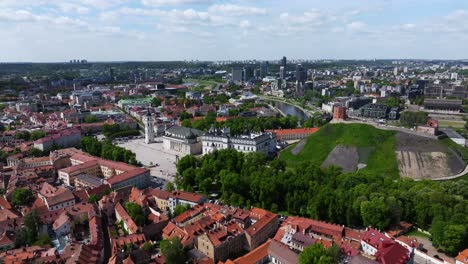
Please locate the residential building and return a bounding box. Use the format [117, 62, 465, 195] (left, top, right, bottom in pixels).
[42, 188, 76, 211]
[361, 104, 388, 119]
[115, 202, 139, 234]
[162, 125, 204, 155]
[245, 210, 279, 251]
[201, 128, 276, 156]
[74, 174, 106, 189]
[168, 190, 206, 213]
[361, 228, 393, 256]
[268, 240, 299, 264]
[57, 150, 150, 189]
[196, 221, 245, 262]
[388, 107, 400, 120]
[267, 128, 319, 141]
[33, 128, 81, 151]
[53, 212, 72, 236]
[423, 99, 462, 112]
[456, 249, 468, 264]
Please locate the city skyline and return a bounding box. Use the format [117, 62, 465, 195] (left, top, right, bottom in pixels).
[1, 0, 468, 62]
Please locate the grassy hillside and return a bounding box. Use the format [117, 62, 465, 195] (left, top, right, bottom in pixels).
[281, 123, 399, 178]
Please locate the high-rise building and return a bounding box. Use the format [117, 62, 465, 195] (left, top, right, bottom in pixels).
[109, 68, 115, 81]
[279, 66, 286, 80]
[281, 56, 287, 68]
[260, 62, 269, 78]
[243, 65, 254, 83]
[232, 68, 242, 83]
[394, 67, 399, 76]
[143, 112, 154, 144]
[295, 64, 306, 83]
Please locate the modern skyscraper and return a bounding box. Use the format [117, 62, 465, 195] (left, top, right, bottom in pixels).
[243, 65, 254, 83]
[232, 68, 243, 83]
[281, 56, 287, 68]
[260, 61, 269, 78]
[295, 64, 306, 83]
[279, 66, 286, 80]
[394, 67, 399, 76]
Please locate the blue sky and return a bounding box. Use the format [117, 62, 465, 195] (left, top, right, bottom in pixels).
[0, 0, 467, 62]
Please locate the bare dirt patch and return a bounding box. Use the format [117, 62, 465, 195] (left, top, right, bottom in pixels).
[321, 145, 359, 173]
[395, 132, 464, 179]
[291, 138, 307, 155]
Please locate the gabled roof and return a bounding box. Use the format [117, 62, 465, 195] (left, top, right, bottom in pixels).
[456, 249, 468, 264]
[375, 240, 410, 264]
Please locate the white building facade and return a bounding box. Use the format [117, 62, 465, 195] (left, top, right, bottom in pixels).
[201, 128, 277, 155]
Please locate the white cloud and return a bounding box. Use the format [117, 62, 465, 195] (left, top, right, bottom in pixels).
[141, 0, 213, 6]
[280, 10, 333, 27]
[58, 3, 89, 14]
[208, 4, 266, 16]
[347, 21, 371, 32]
[239, 20, 251, 29]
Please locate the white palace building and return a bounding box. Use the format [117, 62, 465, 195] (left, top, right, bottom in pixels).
[200, 127, 277, 155]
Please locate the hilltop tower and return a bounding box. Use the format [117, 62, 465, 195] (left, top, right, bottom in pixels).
[143, 111, 154, 144]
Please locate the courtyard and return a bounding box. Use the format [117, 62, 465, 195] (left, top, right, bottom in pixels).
[116, 137, 180, 182]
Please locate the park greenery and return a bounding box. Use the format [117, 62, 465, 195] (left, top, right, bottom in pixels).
[399, 111, 429, 127]
[160, 237, 188, 264]
[11, 188, 34, 207]
[124, 202, 145, 226]
[15, 130, 47, 141]
[84, 115, 99, 123]
[184, 111, 301, 134]
[102, 123, 140, 140]
[15, 210, 44, 247]
[175, 131, 467, 256]
[80, 136, 139, 166]
[299, 244, 341, 264]
[281, 124, 399, 178]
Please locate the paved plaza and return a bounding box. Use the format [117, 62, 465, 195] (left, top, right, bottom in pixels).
[117, 137, 180, 182]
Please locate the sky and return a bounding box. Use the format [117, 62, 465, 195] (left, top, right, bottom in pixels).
[0, 0, 468, 62]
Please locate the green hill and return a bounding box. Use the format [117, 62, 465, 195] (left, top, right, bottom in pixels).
[280, 123, 399, 178]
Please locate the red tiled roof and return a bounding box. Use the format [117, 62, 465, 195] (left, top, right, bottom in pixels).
[456, 249, 468, 264]
[0, 197, 12, 210]
[45, 188, 75, 207]
[107, 167, 148, 185]
[375, 240, 410, 264]
[115, 202, 139, 234]
[229, 239, 271, 264]
[361, 228, 392, 249]
[34, 128, 80, 144]
[171, 190, 205, 204]
[246, 211, 277, 237]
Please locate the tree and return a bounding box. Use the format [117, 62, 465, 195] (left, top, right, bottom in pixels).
[165, 182, 176, 192]
[142, 241, 153, 252]
[15, 131, 30, 141]
[160, 237, 187, 264]
[34, 234, 52, 246]
[24, 210, 40, 245]
[124, 202, 145, 226]
[151, 97, 162, 107]
[30, 130, 46, 141]
[299, 243, 339, 264]
[11, 188, 34, 207]
[84, 115, 99, 123]
[173, 204, 191, 217]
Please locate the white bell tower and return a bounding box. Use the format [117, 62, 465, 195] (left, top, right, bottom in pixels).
[143, 111, 154, 144]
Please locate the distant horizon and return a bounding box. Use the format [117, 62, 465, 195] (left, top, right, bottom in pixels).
[2, 58, 468, 64]
[1, 0, 468, 61]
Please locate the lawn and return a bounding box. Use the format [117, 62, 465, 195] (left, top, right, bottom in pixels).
[437, 120, 465, 128]
[441, 137, 468, 164]
[280, 123, 399, 178]
[406, 230, 431, 239]
[183, 78, 220, 87]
